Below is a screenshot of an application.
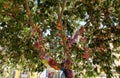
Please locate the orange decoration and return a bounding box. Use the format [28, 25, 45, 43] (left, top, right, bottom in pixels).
[63, 35, 67, 42]
[33, 25, 39, 30]
[48, 58, 60, 70]
[56, 22, 63, 30]
[40, 45, 45, 52]
[53, 65, 60, 70]
[4, 3, 10, 9]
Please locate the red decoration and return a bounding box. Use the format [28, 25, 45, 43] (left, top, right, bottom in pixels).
[83, 52, 90, 60]
[48, 72, 54, 78]
[83, 47, 90, 60]
[35, 41, 40, 49]
[79, 26, 86, 34]
[48, 58, 60, 70]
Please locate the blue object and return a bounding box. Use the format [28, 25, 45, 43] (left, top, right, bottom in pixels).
[45, 69, 49, 78]
[60, 71, 65, 78]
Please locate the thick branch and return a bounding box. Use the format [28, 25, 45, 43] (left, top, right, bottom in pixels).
[57, 0, 66, 23]
[57, 0, 61, 22]
[60, 0, 66, 20]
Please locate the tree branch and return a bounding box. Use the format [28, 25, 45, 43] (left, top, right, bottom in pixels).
[25, 0, 34, 27]
[24, 0, 47, 58]
[60, 0, 66, 21]
[57, 0, 66, 23]
[57, 0, 61, 22]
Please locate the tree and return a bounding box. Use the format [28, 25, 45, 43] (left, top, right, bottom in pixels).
[0, 0, 120, 77]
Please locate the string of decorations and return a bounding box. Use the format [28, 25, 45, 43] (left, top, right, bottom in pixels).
[31, 23, 89, 78]
[25, 0, 91, 77]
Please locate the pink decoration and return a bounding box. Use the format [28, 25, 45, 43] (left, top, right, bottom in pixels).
[48, 72, 54, 78]
[40, 53, 45, 59]
[68, 26, 86, 45]
[35, 41, 40, 49]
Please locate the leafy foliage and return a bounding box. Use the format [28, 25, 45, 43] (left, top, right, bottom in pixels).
[0, 0, 120, 77]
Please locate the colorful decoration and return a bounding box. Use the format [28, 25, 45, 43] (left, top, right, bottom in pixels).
[56, 22, 63, 30]
[60, 70, 66, 78]
[68, 26, 86, 45]
[48, 58, 60, 70]
[35, 41, 40, 49]
[48, 72, 54, 78]
[64, 69, 74, 78]
[11, 69, 67, 78]
[41, 59, 49, 67]
[83, 52, 90, 60]
[14, 70, 21, 78]
[32, 24, 88, 78]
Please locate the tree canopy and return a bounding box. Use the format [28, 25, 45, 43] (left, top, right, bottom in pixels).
[0, 0, 120, 77]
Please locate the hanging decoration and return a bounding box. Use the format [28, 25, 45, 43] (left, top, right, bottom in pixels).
[32, 24, 88, 78]
[25, 0, 90, 77]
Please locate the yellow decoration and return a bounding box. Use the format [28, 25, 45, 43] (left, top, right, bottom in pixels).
[42, 59, 49, 67]
[30, 72, 37, 78]
[41, 45, 45, 52]
[14, 70, 20, 78]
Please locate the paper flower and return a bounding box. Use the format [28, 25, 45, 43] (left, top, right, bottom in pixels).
[48, 58, 60, 70]
[56, 22, 63, 30]
[35, 41, 40, 49]
[42, 59, 49, 67]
